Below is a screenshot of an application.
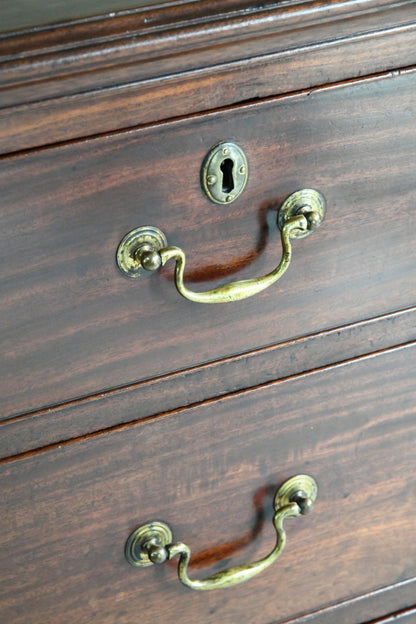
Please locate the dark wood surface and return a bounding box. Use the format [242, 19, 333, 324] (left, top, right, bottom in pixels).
[1, 69, 415, 421]
[1, 344, 415, 624]
[0, 0, 415, 153]
[363, 608, 416, 624]
[291, 586, 416, 624]
[1, 307, 415, 459]
[2, 3, 415, 621]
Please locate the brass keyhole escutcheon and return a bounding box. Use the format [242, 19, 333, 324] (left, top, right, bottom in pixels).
[201, 142, 248, 204]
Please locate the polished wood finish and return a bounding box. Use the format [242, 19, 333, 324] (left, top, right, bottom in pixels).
[1, 69, 415, 421]
[293, 589, 416, 624]
[1, 344, 415, 624]
[1, 2, 415, 622]
[0, 0, 415, 152]
[1, 306, 415, 459]
[364, 608, 416, 624]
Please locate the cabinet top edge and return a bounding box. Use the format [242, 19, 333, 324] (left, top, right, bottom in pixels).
[0, 0, 408, 36]
[0, 0, 414, 154]
[0, 0, 413, 65]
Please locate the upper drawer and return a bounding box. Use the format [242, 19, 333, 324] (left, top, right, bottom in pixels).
[1, 69, 416, 419]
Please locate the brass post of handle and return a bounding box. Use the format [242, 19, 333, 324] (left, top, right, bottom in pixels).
[125, 474, 317, 591]
[116, 189, 326, 303]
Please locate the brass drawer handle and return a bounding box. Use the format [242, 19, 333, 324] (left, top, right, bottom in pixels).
[125, 474, 317, 591]
[117, 189, 325, 304]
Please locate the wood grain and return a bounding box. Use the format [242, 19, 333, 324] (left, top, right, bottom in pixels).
[287, 584, 416, 624]
[1, 70, 415, 420]
[2, 0, 411, 91]
[1, 307, 415, 459]
[0, 1, 415, 152]
[2, 3, 414, 622]
[0, 343, 415, 624]
[361, 607, 416, 624]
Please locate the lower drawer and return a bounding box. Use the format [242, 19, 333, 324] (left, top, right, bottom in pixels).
[1, 343, 415, 624]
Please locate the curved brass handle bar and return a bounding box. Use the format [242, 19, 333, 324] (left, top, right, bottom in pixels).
[167, 501, 299, 591]
[125, 474, 318, 592]
[158, 214, 306, 304]
[116, 189, 326, 303]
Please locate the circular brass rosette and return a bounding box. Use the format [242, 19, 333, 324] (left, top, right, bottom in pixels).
[116, 225, 167, 279]
[125, 521, 172, 567]
[274, 475, 318, 512]
[278, 189, 326, 238]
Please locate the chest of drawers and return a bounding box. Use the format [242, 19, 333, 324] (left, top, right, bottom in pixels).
[1, 2, 416, 623]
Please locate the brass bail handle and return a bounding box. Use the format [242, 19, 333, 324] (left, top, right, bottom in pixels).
[125, 475, 317, 591]
[116, 189, 326, 304]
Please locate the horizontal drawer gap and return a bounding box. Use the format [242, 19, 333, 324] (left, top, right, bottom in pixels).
[3, 305, 416, 426]
[1, 338, 415, 464]
[279, 577, 416, 624]
[363, 606, 416, 624]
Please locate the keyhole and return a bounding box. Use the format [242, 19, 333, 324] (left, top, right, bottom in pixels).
[220, 158, 234, 194]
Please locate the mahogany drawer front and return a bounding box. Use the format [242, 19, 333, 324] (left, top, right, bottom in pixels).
[2, 306, 416, 459]
[1, 70, 416, 421]
[1, 344, 415, 624]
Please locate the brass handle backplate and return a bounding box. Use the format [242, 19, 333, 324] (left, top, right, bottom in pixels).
[116, 189, 326, 304]
[125, 474, 317, 591]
